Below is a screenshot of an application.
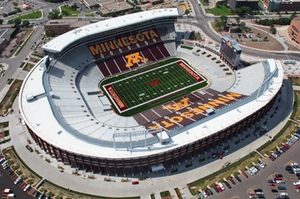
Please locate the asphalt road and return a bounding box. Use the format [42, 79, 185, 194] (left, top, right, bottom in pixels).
[0, 26, 45, 92]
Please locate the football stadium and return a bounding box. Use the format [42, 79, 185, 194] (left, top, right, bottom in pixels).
[19, 8, 284, 176]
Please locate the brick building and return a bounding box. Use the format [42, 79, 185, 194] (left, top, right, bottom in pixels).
[288, 16, 300, 44]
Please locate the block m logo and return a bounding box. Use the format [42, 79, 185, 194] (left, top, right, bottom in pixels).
[125, 52, 148, 68]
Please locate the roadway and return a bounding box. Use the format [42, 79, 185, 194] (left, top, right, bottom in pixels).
[188, 0, 300, 60]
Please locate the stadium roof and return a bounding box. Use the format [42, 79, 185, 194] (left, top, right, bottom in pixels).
[42, 8, 179, 54]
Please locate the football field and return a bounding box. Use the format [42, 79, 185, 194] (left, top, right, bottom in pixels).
[102, 59, 208, 115]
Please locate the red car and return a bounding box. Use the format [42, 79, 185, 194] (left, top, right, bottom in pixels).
[2, 189, 11, 194]
[229, 177, 236, 185]
[216, 185, 222, 192]
[295, 185, 300, 189]
[284, 143, 291, 148]
[22, 183, 28, 189]
[132, 181, 139, 185]
[270, 183, 277, 186]
[242, 172, 248, 178]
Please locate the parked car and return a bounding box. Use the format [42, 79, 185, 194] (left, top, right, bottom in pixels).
[223, 181, 231, 189]
[206, 189, 213, 195]
[271, 189, 278, 193]
[131, 181, 139, 185]
[278, 185, 286, 190]
[229, 177, 236, 185]
[235, 175, 241, 182]
[25, 145, 33, 152]
[213, 186, 219, 193]
[242, 171, 248, 178]
[14, 177, 22, 185]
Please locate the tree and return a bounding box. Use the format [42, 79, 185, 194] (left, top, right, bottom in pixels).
[185, 9, 190, 15]
[235, 6, 251, 15]
[48, 9, 62, 19]
[23, 20, 30, 27]
[14, 18, 21, 27]
[189, 31, 195, 40]
[239, 22, 246, 31]
[290, 11, 297, 20]
[220, 15, 228, 24]
[215, 20, 224, 32]
[235, 17, 240, 25]
[71, 3, 78, 10]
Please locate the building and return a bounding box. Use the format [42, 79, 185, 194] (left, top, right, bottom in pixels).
[288, 16, 300, 44]
[19, 8, 284, 177]
[82, 0, 133, 15]
[227, 0, 259, 11]
[44, 19, 95, 36]
[0, 25, 17, 52]
[263, 0, 300, 12]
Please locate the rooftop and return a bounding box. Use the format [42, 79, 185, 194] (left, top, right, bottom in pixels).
[42, 8, 179, 53]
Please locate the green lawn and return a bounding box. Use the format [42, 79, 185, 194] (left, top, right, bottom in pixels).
[100, 58, 208, 116]
[206, 3, 233, 16]
[15, 10, 42, 19]
[61, 6, 81, 17]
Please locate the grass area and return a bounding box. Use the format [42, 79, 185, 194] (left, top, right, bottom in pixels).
[61, 6, 81, 17]
[199, 0, 208, 6]
[150, 194, 155, 199]
[289, 77, 300, 86]
[0, 79, 23, 115]
[205, 2, 233, 16]
[23, 63, 35, 71]
[2, 147, 42, 186]
[0, 121, 9, 128]
[160, 190, 171, 198]
[100, 58, 208, 116]
[15, 10, 42, 20]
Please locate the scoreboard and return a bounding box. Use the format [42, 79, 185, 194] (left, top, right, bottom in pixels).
[220, 36, 242, 68]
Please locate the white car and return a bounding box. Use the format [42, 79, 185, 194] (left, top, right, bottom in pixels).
[293, 181, 300, 185]
[0, 157, 5, 163]
[14, 177, 22, 185]
[23, 184, 31, 192]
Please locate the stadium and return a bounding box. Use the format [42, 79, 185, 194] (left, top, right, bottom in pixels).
[19, 8, 284, 176]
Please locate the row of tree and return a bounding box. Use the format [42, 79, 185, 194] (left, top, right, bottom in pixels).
[256, 13, 297, 26]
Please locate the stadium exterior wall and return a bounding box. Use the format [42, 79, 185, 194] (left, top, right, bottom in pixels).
[25, 96, 275, 176]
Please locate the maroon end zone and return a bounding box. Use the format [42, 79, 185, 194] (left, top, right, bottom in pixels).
[176, 60, 204, 82]
[104, 85, 128, 111]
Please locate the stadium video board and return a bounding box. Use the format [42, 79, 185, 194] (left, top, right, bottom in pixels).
[220, 37, 242, 68]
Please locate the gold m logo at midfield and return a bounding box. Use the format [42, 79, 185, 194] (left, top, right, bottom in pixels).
[125, 52, 148, 68]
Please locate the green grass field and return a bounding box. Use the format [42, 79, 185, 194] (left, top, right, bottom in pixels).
[15, 10, 42, 20]
[101, 58, 208, 116]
